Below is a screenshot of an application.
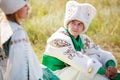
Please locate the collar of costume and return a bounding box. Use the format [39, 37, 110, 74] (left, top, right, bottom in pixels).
[65, 28, 84, 51]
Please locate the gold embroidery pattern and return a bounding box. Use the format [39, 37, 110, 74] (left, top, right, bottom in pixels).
[52, 39, 71, 48]
[84, 38, 90, 49]
[60, 31, 69, 37]
[10, 38, 29, 45]
[84, 37, 99, 50]
[64, 47, 76, 59]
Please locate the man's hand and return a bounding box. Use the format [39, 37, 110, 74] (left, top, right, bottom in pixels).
[105, 66, 117, 79]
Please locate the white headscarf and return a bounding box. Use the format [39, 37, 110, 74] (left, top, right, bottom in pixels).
[0, 0, 29, 14]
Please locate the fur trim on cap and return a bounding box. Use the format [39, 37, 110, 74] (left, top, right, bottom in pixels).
[0, 0, 29, 14]
[64, 1, 96, 33]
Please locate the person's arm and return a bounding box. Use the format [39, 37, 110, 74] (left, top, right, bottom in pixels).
[81, 34, 118, 78]
[97, 60, 116, 75]
[81, 34, 117, 68]
[46, 37, 102, 78]
[97, 66, 117, 79]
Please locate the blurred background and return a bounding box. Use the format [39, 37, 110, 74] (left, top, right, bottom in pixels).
[0, 0, 120, 69]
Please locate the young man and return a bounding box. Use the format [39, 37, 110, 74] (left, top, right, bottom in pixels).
[42, 1, 120, 80]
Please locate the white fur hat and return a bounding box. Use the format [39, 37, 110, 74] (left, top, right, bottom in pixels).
[0, 0, 29, 14]
[64, 1, 96, 33]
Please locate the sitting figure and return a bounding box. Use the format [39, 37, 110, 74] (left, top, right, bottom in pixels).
[42, 1, 120, 80]
[0, 0, 59, 80]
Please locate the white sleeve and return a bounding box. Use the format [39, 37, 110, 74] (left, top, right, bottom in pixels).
[81, 34, 117, 67]
[5, 30, 43, 80]
[45, 38, 102, 78]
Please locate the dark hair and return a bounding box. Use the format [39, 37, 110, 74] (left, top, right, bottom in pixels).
[6, 13, 19, 24]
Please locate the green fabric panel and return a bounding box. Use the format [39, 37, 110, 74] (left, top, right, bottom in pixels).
[65, 28, 84, 51]
[111, 72, 120, 80]
[97, 67, 106, 75]
[42, 68, 60, 80]
[42, 54, 66, 71]
[105, 60, 116, 67]
[3, 37, 11, 56]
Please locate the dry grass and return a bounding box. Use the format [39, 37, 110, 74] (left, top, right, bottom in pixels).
[0, 0, 120, 69]
[24, 0, 120, 69]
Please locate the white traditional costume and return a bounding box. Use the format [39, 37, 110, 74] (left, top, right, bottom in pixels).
[0, 14, 13, 80]
[4, 21, 59, 80]
[43, 27, 117, 80]
[42, 1, 118, 80]
[5, 21, 44, 80]
[0, 0, 60, 80]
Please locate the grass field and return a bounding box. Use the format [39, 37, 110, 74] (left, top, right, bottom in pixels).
[24, 0, 120, 69]
[1, 0, 120, 69]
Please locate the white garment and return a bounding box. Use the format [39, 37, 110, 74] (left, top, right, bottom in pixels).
[4, 21, 43, 80]
[0, 15, 13, 47]
[0, 16, 12, 80]
[55, 67, 109, 80]
[0, 48, 7, 80]
[0, 66, 4, 80]
[44, 27, 116, 80]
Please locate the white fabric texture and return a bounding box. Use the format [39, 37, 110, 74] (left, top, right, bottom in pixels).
[0, 0, 29, 14]
[55, 67, 109, 80]
[64, 1, 96, 33]
[0, 48, 7, 80]
[0, 16, 9, 80]
[44, 27, 116, 80]
[0, 15, 13, 47]
[4, 21, 43, 80]
[80, 34, 117, 67]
